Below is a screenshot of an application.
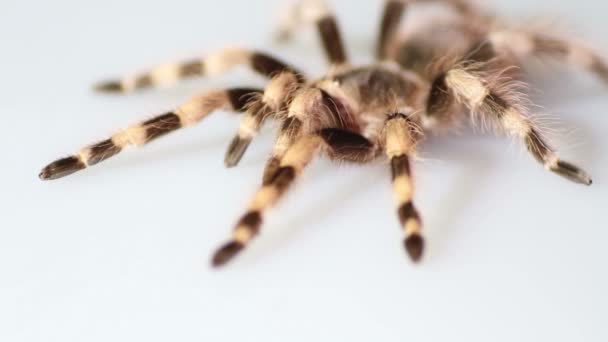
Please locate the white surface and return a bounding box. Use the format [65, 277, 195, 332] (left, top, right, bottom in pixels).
[1, 1, 607, 341]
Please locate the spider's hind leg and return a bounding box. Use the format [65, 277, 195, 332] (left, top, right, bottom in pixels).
[489, 29, 608, 85]
[95, 48, 303, 93]
[376, 0, 482, 60]
[275, 0, 348, 66]
[39, 88, 261, 180]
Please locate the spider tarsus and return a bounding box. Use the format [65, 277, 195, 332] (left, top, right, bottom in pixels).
[224, 136, 252, 168]
[39, 157, 86, 181]
[94, 80, 124, 93]
[550, 161, 593, 186]
[211, 241, 244, 268]
[404, 234, 425, 263]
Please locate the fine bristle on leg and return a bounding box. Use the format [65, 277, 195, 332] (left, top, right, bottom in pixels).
[442, 66, 592, 185]
[385, 114, 424, 263]
[39, 88, 261, 180]
[95, 49, 302, 93]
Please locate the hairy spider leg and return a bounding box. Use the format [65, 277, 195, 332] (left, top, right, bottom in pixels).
[95, 49, 303, 93]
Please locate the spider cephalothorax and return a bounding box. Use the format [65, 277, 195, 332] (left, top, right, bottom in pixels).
[40, 0, 600, 267]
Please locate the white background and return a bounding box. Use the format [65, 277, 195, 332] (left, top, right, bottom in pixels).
[2, 1, 607, 341]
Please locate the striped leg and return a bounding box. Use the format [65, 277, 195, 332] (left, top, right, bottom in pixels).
[377, 1, 407, 60]
[212, 135, 323, 267]
[39, 88, 261, 180]
[95, 48, 303, 93]
[377, 0, 480, 60]
[442, 66, 593, 185]
[225, 72, 304, 167]
[262, 126, 377, 185]
[262, 116, 305, 185]
[488, 30, 608, 84]
[385, 114, 424, 262]
[275, 0, 348, 66]
[261, 87, 323, 184]
[224, 100, 270, 168]
[213, 128, 378, 267]
[262, 80, 375, 181]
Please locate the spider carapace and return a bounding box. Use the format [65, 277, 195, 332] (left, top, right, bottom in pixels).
[40, 0, 599, 267]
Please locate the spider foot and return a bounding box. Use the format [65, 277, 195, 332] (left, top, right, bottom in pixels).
[211, 241, 245, 268]
[94, 80, 125, 93]
[224, 136, 252, 168]
[549, 160, 593, 186]
[404, 233, 425, 263]
[39, 157, 86, 181]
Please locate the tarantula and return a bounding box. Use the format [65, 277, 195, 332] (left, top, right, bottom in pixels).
[40, 0, 600, 267]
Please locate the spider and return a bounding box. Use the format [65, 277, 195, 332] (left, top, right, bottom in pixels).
[40, 0, 601, 268]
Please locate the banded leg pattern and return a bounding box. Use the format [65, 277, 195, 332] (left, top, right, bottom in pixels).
[444, 67, 592, 185]
[261, 87, 325, 183]
[385, 114, 424, 262]
[95, 49, 303, 93]
[275, 0, 348, 66]
[317, 14, 348, 65]
[40, 88, 261, 180]
[377, 0, 407, 60]
[212, 136, 323, 267]
[377, 0, 480, 60]
[224, 101, 269, 168]
[489, 30, 608, 84]
[262, 116, 304, 185]
[225, 72, 305, 167]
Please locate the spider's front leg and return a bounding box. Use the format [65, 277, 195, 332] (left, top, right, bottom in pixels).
[431, 64, 592, 185]
[259, 85, 372, 183]
[39, 88, 260, 180]
[384, 113, 424, 262]
[212, 134, 322, 267]
[212, 127, 378, 267]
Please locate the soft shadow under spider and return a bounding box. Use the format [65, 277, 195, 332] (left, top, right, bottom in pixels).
[231, 141, 497, 267]
[78, 135, 230, 177]
[234, 163, 387, 267]
[421, 141, 498, 262]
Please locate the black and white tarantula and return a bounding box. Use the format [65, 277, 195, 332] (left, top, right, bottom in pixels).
[40, 0, 602, 267]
